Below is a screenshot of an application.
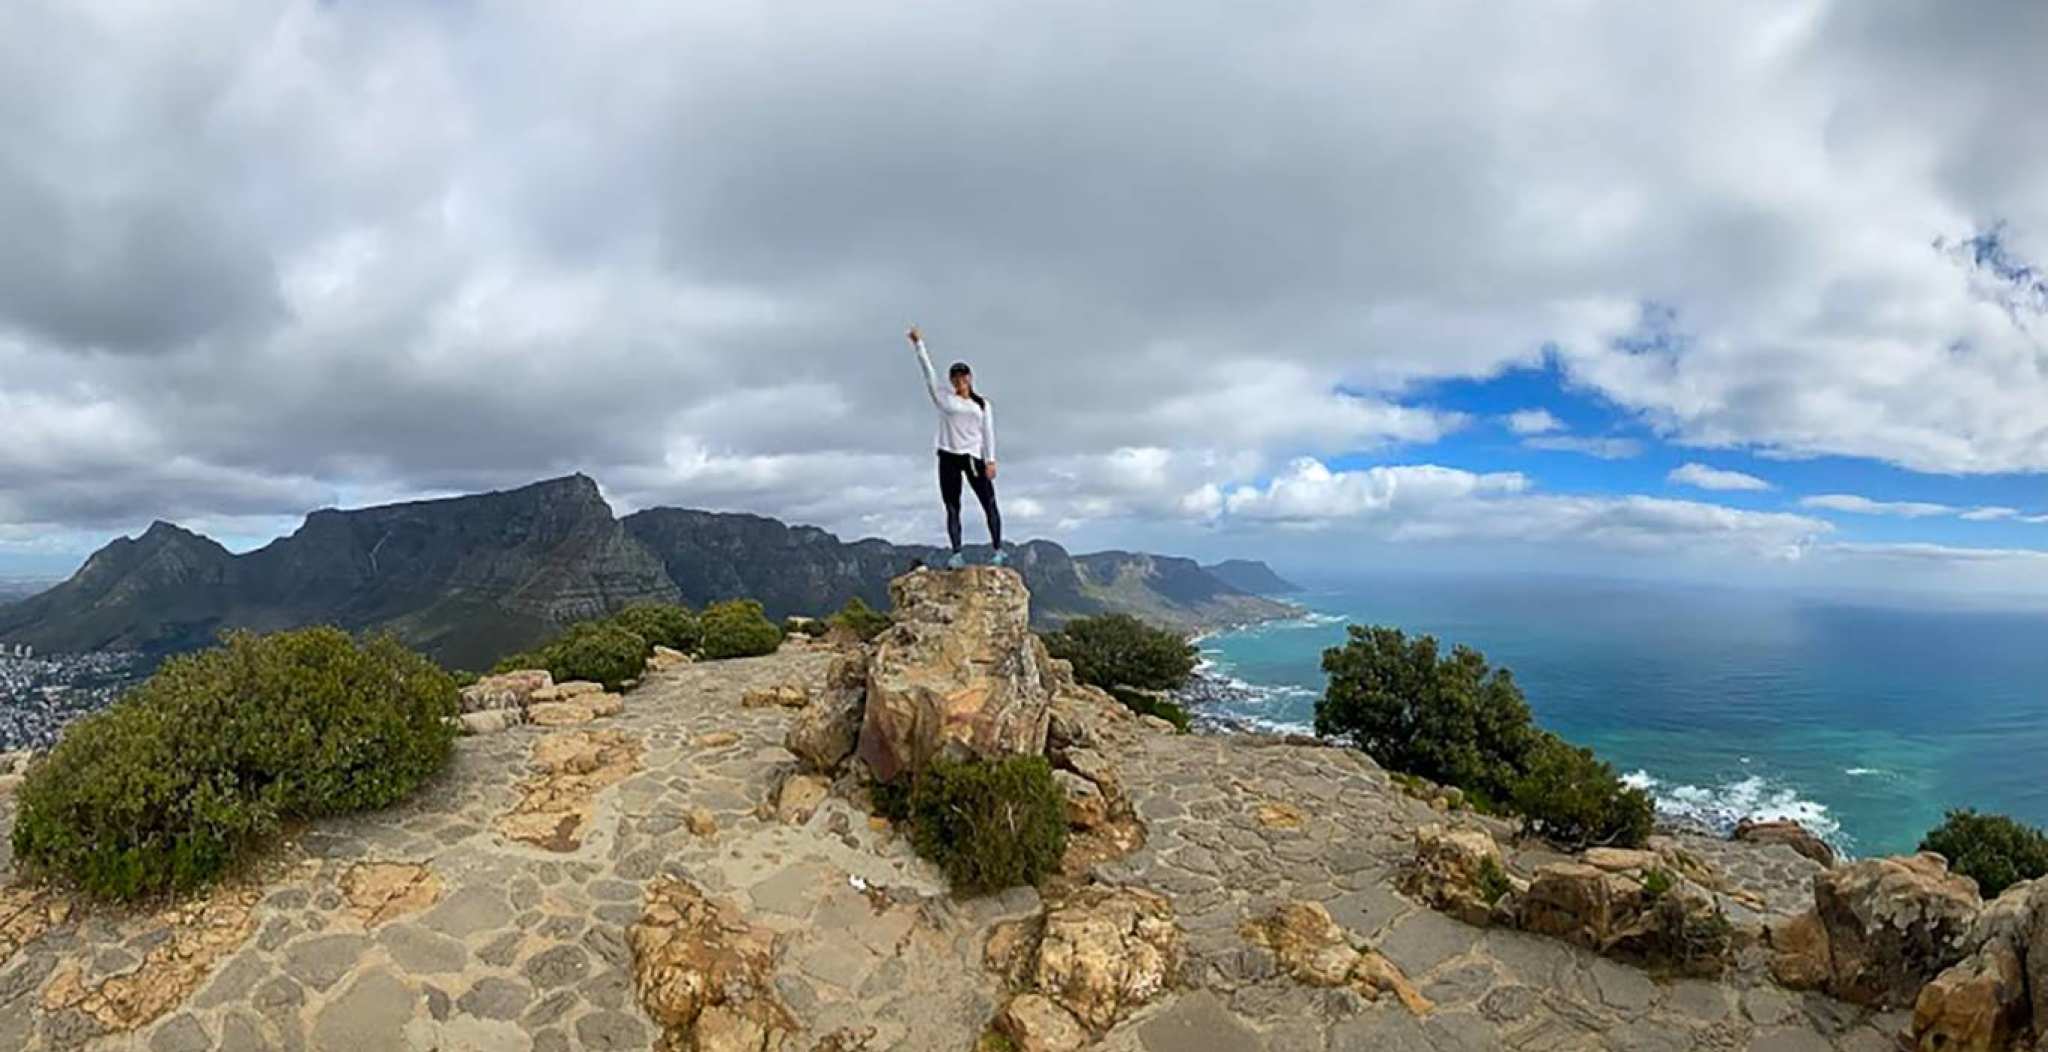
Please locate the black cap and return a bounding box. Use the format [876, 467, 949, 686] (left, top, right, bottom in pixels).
[948, 361, 972, 376]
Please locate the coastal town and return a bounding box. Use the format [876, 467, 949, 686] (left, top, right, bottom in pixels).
[0, 647, 152, 751]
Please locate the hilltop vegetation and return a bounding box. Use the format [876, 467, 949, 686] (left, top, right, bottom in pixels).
[1316, 625, 1652, 848]
[12, 628, 458, 900]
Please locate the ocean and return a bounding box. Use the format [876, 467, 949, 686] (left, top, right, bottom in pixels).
[1191, 572, 2048, 858]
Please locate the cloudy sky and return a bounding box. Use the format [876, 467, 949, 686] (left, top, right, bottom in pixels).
[5, 0, 2048, 600]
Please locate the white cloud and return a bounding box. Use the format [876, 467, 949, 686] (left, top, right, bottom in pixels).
[1192, 457, 1828, 561]
[1799, 493, 1957, 518]
[1218, 459, 1527, 522]
[3, 0, 2048, 593]
[1505, 409, 1564, 435]
[1668, 462, 1772, 492]
[1959, 506, 2018, 521]
[1524, 435, 1646, 460]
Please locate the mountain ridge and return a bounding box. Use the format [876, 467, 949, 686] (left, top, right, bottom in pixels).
[0, 475, 1295, 668]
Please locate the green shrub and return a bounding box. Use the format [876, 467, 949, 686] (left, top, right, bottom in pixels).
[1510, 733, 1653, 849]
[1042, 614, 1197, 693]
[905, 755, 1068, 895]
[1476, 856, 1512, 905]
[784, 616, 829, 639]
[611, 603, 701, 653]
[12, 628, 457, 900]
[827, 596, 892, 642]
[1315, 624, 1646, 848]
[1921, 809, 2048, 898]
[1108, 687, 1192, 733]
[501, 620, 648, 691]
[1640, 867, 1675, 901]
[1316, 625, 1537, 804]
[699, 599, 784, 660]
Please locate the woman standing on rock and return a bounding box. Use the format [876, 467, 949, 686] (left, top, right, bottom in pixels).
[907, 325, 1003, 569]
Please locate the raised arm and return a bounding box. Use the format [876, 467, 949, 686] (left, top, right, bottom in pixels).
[908, 327, 944, 410]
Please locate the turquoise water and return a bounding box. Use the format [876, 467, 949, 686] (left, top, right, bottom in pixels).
[1196, 574, 2048, 857]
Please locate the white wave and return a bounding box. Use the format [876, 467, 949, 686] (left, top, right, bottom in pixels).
[1640, 771, 1846, 850]
[1843, 767, 1884, 777]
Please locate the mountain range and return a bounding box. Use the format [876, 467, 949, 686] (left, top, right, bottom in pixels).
[0, 475, 1296, 669]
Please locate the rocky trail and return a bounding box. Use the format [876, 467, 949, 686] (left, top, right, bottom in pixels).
[0, 568, 1983, 1050]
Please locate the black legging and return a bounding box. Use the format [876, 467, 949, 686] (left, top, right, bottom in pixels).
[938, 450, 1001, 552]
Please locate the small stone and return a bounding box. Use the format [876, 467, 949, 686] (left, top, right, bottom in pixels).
[457, 976, 535, 1021]
[522, 944, 591, 989]
[1000, 993, 1089, 1052]
[421, 886, 513, 940]
[313, 969, 417, 1051]
[148, 1013, 210, 1052]
[776, 772, 830, 825]
[253, 975, 305, 1012]
[378, 923, 469, 974]
[574, 1010, 649, 1050]
[216, 1013, 268, 1052]
[282, 933, 370, 992]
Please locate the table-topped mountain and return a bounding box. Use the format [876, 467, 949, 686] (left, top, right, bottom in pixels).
[0, 474, 1293, 668]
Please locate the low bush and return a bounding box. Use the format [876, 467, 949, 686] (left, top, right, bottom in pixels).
[1510, 733, 1654, 849]
[1921, 809, 2048, 898]
[11, 628, 457, 900]
[1476, 856, 1512, 905]
[497, 620, 648, 691]
[1108, 687, 1192, 733]
[784, 616, 830, 639]
[611, 603, 701, 653]
[827, 596, 892, 642]
[699, 599, 785, 660]
[904, 755, 1068, 895]
[1316, 625, 1537, 804]
[1316, 624, 1649, 848]
[1042, 614, 1197, 693]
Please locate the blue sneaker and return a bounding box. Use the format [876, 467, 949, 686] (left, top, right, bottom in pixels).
[946, 551, 966, 570]
[990, 549, 1009, 567]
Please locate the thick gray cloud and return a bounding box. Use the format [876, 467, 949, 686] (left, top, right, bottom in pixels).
[2, 0, 2045, 587]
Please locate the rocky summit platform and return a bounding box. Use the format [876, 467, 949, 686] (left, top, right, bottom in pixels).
[0, 576, 1925, 1050]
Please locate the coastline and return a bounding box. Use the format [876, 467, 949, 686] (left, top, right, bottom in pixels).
[1178, 603, 1860, 858]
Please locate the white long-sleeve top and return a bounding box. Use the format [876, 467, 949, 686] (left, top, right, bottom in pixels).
[913, 338, 996, 462]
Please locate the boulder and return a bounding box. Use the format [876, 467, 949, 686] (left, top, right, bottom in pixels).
[1769, 910, 1835, 990]
[1734, 819, 1838, 868]
[460, 669, 552, 713]
[775, 773, 829, 826]
[1409, 823, 1519, 926]
[1054, 769, 1109, 830]
[1811, 853, 1981, 1007]
[647, 645, 693, 671]
[1516, 861, 1732, 975]
[532, 680, 604, 702]
[786, 682, 865, 775]
[628, 877, 793, 1049]
[1031, 886, 1181, 1032]
[998, 993, 1089, 1052]
[1239, 902, 1431, 1015]
[459, 710, 520, 735]
[1911, 936, 2026, 1052]
[855, 567, 1054, 783]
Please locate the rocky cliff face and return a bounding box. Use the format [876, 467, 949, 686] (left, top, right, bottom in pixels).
[0, 476, 677, 669]
[1201, 558, 1302, 595]
[0, 522, 237, 654]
